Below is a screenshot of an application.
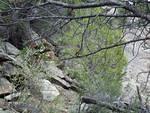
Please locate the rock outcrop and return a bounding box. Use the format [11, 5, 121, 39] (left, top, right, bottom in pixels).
[0, 78, 14, 96]
[0, 41, 79, 113]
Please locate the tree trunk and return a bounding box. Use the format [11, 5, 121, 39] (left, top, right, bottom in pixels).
[8, 22, 32, 49]
[7, 9, 32, 49]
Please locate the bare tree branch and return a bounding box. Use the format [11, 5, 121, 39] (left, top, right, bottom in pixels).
[61, 37, 150, 60]
[34, 0, 150, 22]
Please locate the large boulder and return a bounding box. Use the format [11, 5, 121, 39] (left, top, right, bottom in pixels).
[0, 52, 16, 63]
[1, 62, 18, 77]
[0, 78, 15, 96]
[3, 42, 20, 56]
[39, 79, 60, 102]
[0, 42, 20, 57]
[29, 79, 60, 102]
[50, 76, 71, 89]
[42, 61, 65, 78]
[0, 99, 8, 109]
[9, 102, 42, 113]
[41, 61, 80, 91]
[0, 109, 16, 113]
[4, 92, 21, 101]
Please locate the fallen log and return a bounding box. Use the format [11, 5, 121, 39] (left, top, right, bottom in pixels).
[81, 96, 128, 113]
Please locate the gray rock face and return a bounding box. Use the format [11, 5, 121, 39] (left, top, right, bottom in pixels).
[1, 62, 18, 77]
[0, 99, 7, 109]
[80, 103, 93, 113]
[29, 79, 60, 102]
[0, 78, 14, 96]
[0, 109, 15, 113]
[0, 53, 16, 63]
[39, 79, 60, 101]
[4, 42, 20, 56]
[9, 103, 42, 113]
[0, 42, 19, 58]
[51, 76, 71, 89]
[42, 61, 65, 78]
[121, 28, 150, 105]
[4, 92, 21, 101]
[41, 61, 80, 91]
[40, 61, 80, 92]
[49, 65, 65, 78]
[0, 39, 78, 113]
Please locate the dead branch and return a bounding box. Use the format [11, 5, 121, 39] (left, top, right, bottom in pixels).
[81, 96, 127, 113]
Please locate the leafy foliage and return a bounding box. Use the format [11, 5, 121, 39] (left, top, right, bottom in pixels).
[58, 7, 127, 112]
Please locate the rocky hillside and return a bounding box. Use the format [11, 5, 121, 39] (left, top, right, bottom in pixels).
[0, 41, 80, 113]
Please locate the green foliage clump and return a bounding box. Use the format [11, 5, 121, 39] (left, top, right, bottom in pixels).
[57, 6, 127, 112]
